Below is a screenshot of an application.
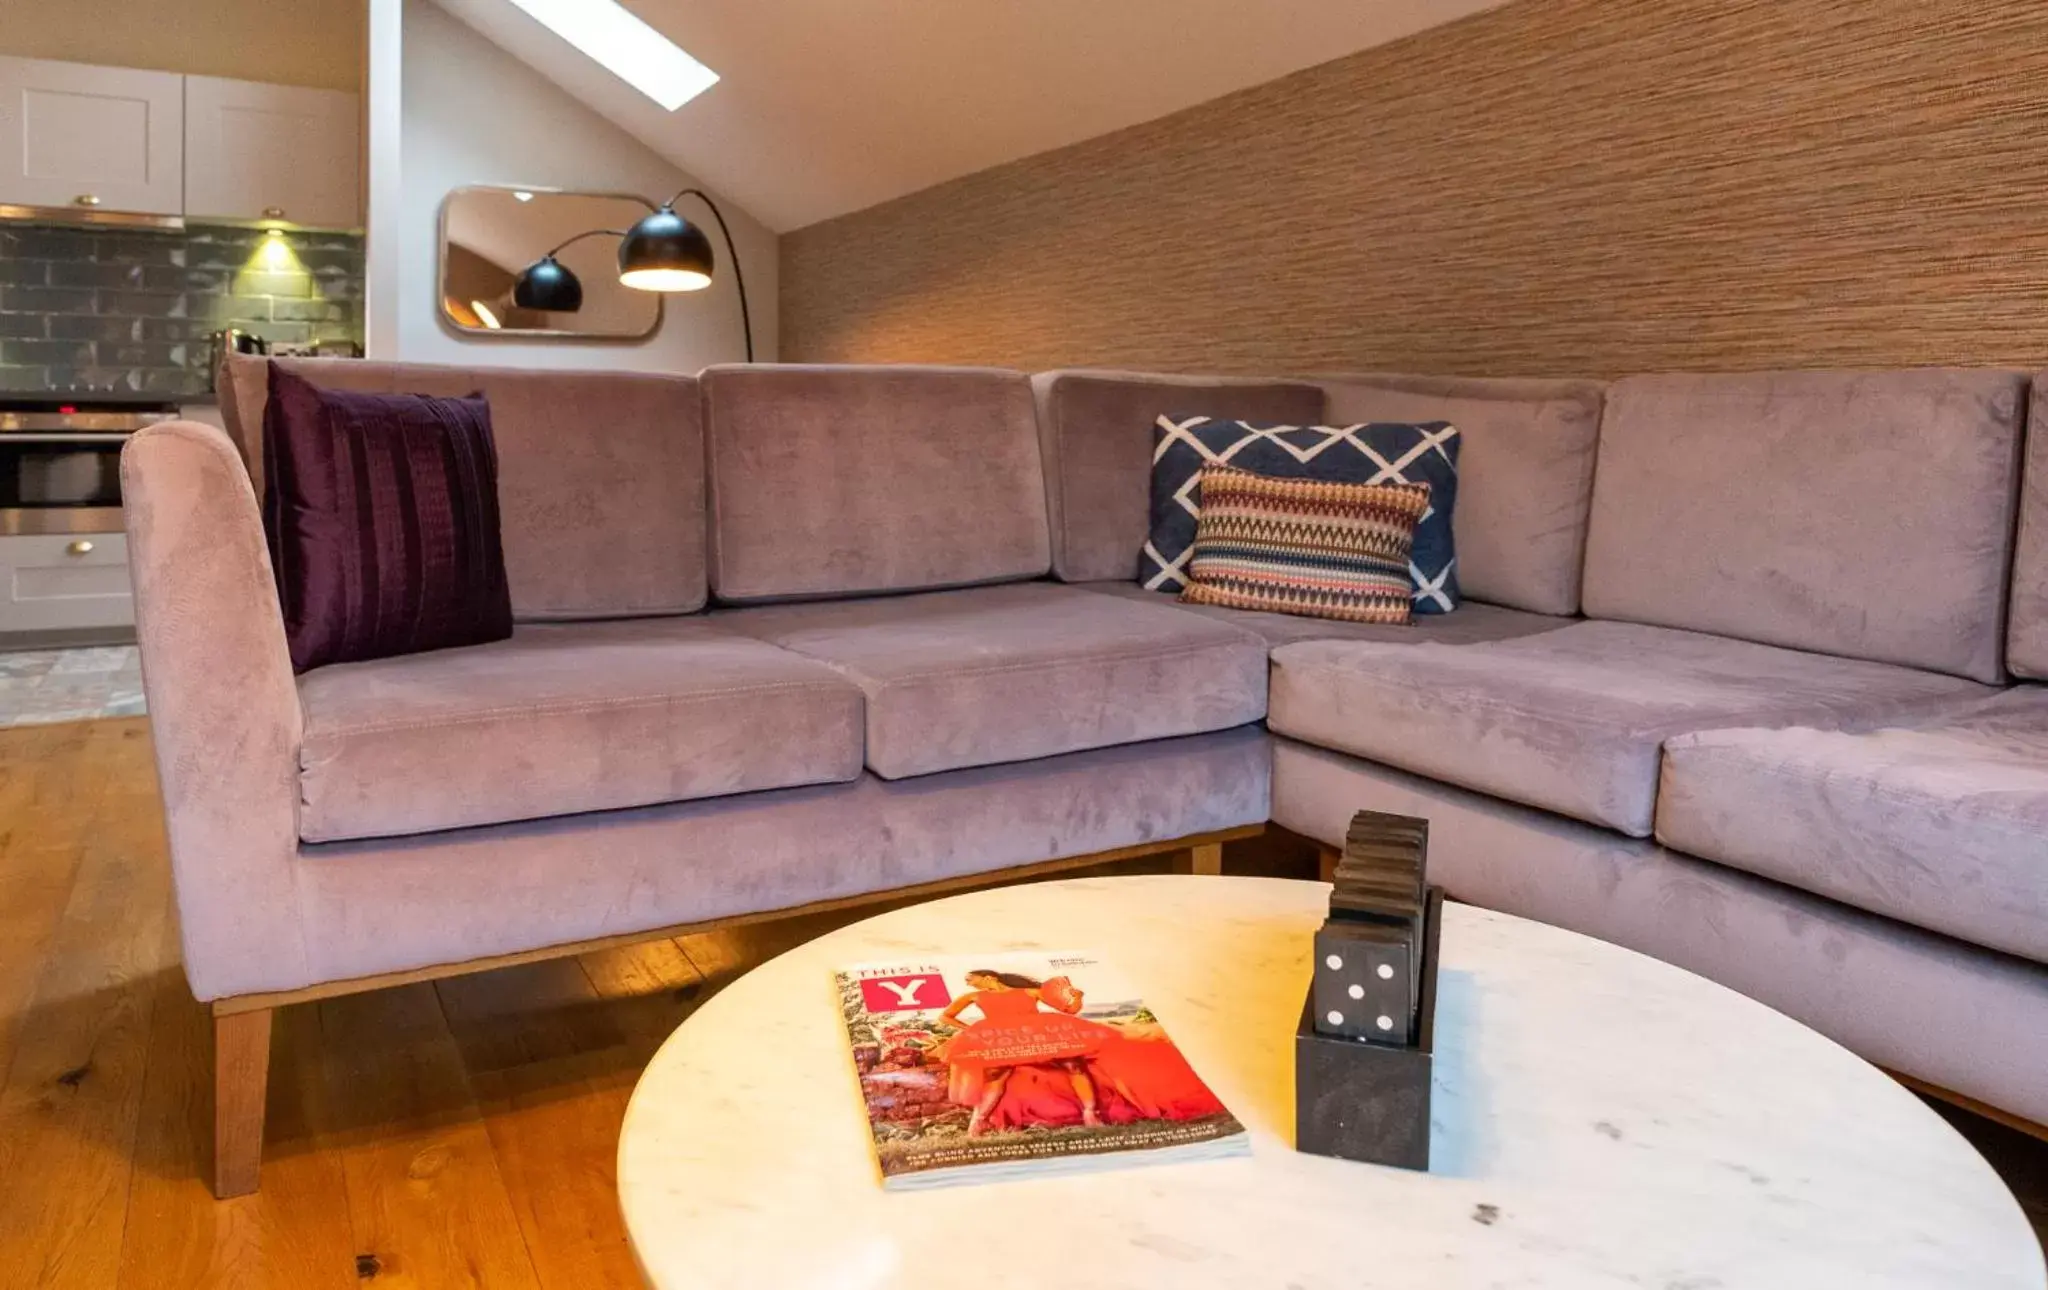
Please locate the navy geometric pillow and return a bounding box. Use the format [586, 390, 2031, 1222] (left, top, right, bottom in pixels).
[1143, 416, 1461, 613]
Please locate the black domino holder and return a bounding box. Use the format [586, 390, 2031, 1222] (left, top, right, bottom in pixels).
[1295, 885, 1444, 1170]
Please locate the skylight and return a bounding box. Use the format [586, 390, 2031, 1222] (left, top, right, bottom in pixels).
[503, 0, 719, 111]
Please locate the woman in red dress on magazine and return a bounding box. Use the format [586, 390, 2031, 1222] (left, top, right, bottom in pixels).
[935, 969, 1224, 1137]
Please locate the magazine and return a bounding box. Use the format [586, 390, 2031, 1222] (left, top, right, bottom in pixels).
[835, 950, 1249, 1190]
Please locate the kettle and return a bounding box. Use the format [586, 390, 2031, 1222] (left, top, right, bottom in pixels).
[208, 329, 269, 391]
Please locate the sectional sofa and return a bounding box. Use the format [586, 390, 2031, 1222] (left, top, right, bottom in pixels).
[122, 356, 2047, 1197]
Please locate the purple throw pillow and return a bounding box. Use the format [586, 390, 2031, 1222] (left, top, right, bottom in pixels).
[262, 365, 512, 673]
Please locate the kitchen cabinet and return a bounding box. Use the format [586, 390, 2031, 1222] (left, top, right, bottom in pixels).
[0, 55, 185, 217]
[184, 75, 360, 229]
[0, 532, 134, 636]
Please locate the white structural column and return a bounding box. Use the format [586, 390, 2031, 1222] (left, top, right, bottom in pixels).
[362, 0, 406, 358]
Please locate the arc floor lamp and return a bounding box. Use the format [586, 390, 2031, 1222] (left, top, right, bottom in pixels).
[513, 187, 753, 361]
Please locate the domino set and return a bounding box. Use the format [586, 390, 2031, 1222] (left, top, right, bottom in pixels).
[1314, 811, 1428, 1045]
[1294, 809, 1444, 1170]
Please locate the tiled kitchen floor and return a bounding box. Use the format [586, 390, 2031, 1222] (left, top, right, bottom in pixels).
[0, 645, 145, 727]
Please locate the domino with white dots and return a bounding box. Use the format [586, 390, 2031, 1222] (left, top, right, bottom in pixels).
[1311, 923, 1413, 1045]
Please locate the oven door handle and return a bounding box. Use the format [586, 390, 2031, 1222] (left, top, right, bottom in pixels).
[0, 433, 132, 444]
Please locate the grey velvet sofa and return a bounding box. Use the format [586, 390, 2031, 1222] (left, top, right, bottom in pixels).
[122, 355, 2047, 1198]
[1055, 367, 2046, 1135]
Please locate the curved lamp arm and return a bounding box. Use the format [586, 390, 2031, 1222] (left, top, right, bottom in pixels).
[540, 227, 628, 258]
[662, 187, 753, 363]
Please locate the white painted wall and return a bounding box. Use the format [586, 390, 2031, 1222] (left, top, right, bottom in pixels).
[380, 0, 774, 369]
[365, 0, 405, 357]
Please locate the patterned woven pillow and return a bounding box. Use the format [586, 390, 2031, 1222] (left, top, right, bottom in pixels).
[1144, 416, 1461, 612]
[1180, 466, 1431, 625]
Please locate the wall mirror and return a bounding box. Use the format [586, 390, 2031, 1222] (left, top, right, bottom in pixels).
[438, 186, 661, 339]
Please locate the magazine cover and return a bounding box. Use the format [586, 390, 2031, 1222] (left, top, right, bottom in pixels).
[836, 951, 1249, 1190]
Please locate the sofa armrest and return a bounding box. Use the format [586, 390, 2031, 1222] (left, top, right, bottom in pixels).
[122, 420, 309, 1001]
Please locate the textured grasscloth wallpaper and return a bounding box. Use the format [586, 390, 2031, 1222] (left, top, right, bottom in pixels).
[781, 0, 2048, 377]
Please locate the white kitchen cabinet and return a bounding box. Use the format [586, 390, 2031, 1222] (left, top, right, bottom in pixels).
[0, 56, 185, 217]
[184, 75, 360, 229]
[0, 532, 134, 635]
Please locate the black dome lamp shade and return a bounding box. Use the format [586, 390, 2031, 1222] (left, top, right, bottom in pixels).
[617, 205, 713, 292]
[511, 254, 583, 312]
[510, 187, 753, 360]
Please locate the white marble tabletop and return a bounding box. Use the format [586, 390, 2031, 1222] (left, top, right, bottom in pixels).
[618, 875, 2045, 1289]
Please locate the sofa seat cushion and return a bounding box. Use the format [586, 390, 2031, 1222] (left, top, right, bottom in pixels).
[296, 619, 865, 842]
[717, 582, 1268, 779]
[282, 729, 1272, 999]
[1269, 620, 1988, 837]
[1077, 579, 1574, 648]
[1658, 689, 2048, 963]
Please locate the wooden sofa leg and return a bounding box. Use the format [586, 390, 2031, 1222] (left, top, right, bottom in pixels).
[1188, 842, 1224, 876]
[212, 1007, 274, 1198]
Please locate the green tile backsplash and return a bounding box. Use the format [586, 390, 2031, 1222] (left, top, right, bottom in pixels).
[0, 222, 363, 398]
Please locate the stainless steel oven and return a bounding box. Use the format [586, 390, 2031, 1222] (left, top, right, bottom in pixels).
[0, 397, 179, 535]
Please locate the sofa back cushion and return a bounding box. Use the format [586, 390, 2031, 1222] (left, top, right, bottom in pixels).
[1031, 370, 1325, 582]
[1317, 373, 1604, 617]
[702, 364, 1049, 602]
[1582, 368, 2027, 684]
[2008, 375, 2048, 680]
[221, 355, 705, 620]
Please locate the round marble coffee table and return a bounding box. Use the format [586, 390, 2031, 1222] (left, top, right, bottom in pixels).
[618, 875, 2043, 1289]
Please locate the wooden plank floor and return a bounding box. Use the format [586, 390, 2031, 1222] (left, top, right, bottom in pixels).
[0, 716, 2041, 1287]
[0, 716, 1257, 1288]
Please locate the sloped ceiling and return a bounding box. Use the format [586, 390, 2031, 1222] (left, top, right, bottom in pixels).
[429, 0, 1509, 232]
